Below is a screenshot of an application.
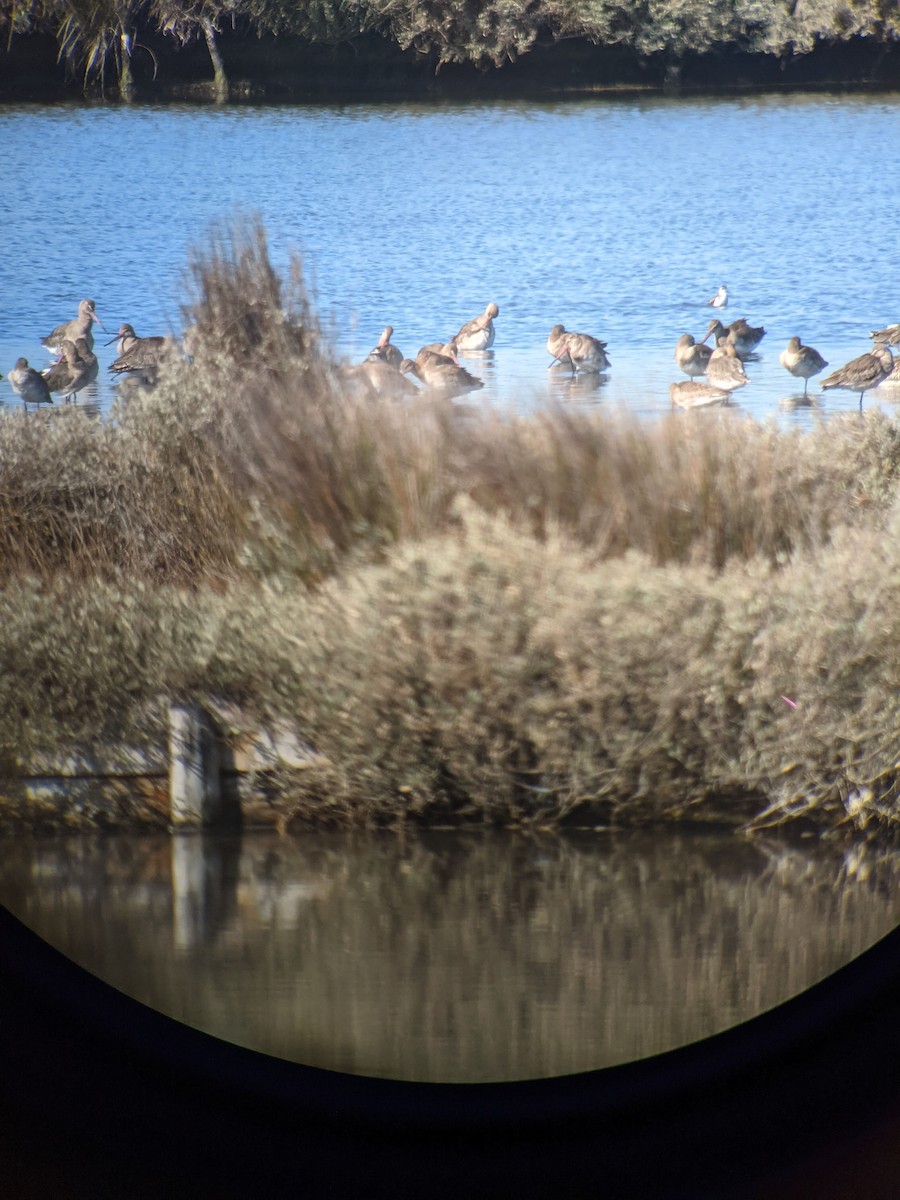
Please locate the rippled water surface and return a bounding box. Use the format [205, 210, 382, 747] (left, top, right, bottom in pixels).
[1, 93, 899, 423]
[1, 829, 898, 1081]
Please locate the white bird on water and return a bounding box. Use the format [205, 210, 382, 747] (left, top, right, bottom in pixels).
[707, 285, 728, 309]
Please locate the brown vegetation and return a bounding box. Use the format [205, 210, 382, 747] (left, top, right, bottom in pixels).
[1, 221, 898, 837]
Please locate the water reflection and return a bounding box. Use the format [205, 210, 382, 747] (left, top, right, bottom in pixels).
[0, 829, 898, 1082]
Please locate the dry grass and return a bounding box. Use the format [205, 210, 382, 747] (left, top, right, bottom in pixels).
[1, 219, 898, 835]
[1, 500, 898, 836]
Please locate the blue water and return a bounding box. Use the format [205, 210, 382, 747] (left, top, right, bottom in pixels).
[1, 94, 899, 423]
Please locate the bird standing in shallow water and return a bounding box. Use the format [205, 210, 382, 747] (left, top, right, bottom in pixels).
[706, 341, 749, 393]
[341, 348, 419, 397]
[402, 348, 483, 394]
[707, 285, 728, 308]
[779, 337, 827, 397]
[870, 323, 900, 347]
[41, 299, 105, 357]
[703, 317, 765, 359]
[821, 344, 893, 410]
[547, 325, 610, 373]
[107, 323, 170, 384]
[453, 303, 499, 352]
[43, 339, 96, 403]
[674, 333, 712, 379]
[367, 326, 404, 369]
[670, 381, 730, 408]
[8, 358, 53, 407]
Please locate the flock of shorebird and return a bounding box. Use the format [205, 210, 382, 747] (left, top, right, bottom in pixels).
[4, 299, 172, 408]
[667, 284, 899, 409]
[4, 294, 899, 412]
[347, 293, 899, 411]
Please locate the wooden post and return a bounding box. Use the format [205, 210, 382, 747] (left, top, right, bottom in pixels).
[168, 704, 221, 827]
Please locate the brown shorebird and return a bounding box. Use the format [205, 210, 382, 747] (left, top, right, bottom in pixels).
[453, 302, 499, 352]
[869, 323, 900, 347]
[367, 326, 404, 370]
[706, 340, 750, 393]
[42, 339, 97, 403]
[707, 285, 728, 308]
[670, 381, 730, 409]
[674, 333, 713, 379]
[340, 351, 419, 398]
[402, 348, 483, 393]
[107, 323, 170, 384]
[821, 344, 894, 410]
[779, 337, 828, 397]
[41, 299, 105, 357]
[8, 358, 53, 407]
[418, 337, 459, 358]
[547, 325, 610, 374]
[703, 317, 765, 360]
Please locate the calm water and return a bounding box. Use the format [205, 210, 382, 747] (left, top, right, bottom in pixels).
[1, 828, 898, 1082]
[1, 94, 900, 424]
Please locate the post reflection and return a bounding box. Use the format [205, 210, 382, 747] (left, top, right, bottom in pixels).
[0, 829, 898, 1081]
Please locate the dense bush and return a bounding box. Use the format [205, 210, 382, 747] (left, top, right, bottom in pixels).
[2, 0, 898, 98]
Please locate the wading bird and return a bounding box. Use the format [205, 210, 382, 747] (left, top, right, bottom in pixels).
[779, 337, 827, 397]
[43, 339, 97, 402]
[547, 325, 610, 373]
[41, 299, 105, 357]
[675, 333, 712, 379]
[8, 358, 53, 407]
[820, 344, 893, 410]
[453, 302, 499, 352]
[703, 317, 765, 360]
[367, 326, 404, 369]
[340, 351, 420, 398]
[402, 348, 483, 393]
[869, 323, 900, 347]
[706, 340, 749, 393]
[670, 380, 730, 408]
[107, 323, 171, 384]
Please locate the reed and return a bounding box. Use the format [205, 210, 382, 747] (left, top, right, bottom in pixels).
[1, 221, 898, 835]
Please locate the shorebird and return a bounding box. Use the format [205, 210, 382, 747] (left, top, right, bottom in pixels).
[547, 325, 610, 373]
[341, 352, 419, 398]
[820, 344, 894, 409]
[703, 317, 765, 359]
[674, 333, 713, 379]
[707, 285, 728, 308]
[418, 337, 459, 359]
[367, 326, 404, 370]
[453, 302, 499, 352]
[41, 299, 105, 357]
[706, 340, 750, 393]
[779, 337, 828, 396]
[8, 358, 53, 407]
[402, 348, 483, 394]
[42, 339, 97, 403]
[869, 323, 900, 347]
[670, 381, 730, 409]
[107, 323, 170, 384]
